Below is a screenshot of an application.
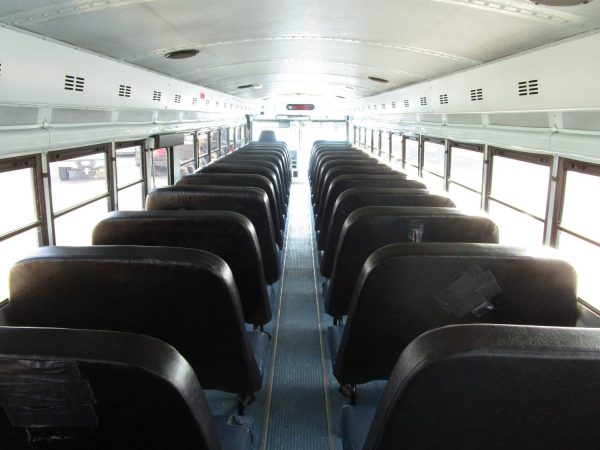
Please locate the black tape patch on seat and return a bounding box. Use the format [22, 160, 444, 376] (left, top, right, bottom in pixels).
[435, 265, 502, 319]
[0, 359, 98, 448]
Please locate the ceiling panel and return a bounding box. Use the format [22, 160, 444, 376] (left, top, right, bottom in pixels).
[1, 0, 599, 100]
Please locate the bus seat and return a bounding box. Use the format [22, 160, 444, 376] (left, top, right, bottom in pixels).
[199, 163, 287, 210]
[258, 130, 277, 142]
[331, 243, 578, 388]
[93, 210, 273, 326]
[235, 148, 291, 186]
[208, 158, 289, 200]
[177, 173, 284, 234]
[0, 326, 253, 450]
[198, 163, 286, 216]
[146, 185, 281, 283]
[313, 163, 395, 206]
[309, 146, 361, 180]
[310, 151, 370, 187]
[341, 324, 600, 450]
[224, 153, 289, 195]
[239, 144, 291, 166]
[245, 142, 290, 163]
[316, 175, 427, 232]
[7, 246, 269, 399]
[319, 190, 455, 270]
[308, 144, 355, 177]
[318, 187, 434, 252]
[325, 207, 500, 318]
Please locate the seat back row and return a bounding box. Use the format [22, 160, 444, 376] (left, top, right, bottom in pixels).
[309, 142, 579, 405]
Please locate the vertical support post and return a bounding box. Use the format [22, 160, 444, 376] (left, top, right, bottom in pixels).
[444, 139, 451, 192]
[482, 144, 492, 212]
[107, 142, 117, 211]
[207, 131, 212, 163]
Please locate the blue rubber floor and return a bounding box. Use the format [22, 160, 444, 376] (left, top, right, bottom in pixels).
[260, 178, 336, 450]
[206, 176, 354, 449]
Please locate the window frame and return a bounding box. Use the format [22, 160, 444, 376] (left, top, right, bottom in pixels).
[0, 154, 47, 245]
[421, 137, 446, 189]
[448, 141, 485, 209]
[552, 158, 600, 248]
[47, 143, 113, 222]
[402, 135, 420, 174]
[486, 147, 553, 240]
[115, 140, 146, 210]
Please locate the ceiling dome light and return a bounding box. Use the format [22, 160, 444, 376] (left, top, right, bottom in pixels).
[164, 49, 199, 59]
[531, 0, 589, 4]
[368, 76, 389, 83]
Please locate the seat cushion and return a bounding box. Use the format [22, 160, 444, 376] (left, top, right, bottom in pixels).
[327, 325, 345, 363]
[341, 404, 377, 450]
[214, 415, 254, 450]
[246, 331, 271, 380]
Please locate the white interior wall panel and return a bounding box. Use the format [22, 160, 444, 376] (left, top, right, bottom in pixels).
[351, 32, 600, 117]
[0, 26, 253, 117]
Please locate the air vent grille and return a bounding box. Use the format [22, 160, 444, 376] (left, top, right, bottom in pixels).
[174, 94, 181, 103]
[0, 63, 2, 77]
[118, 85, 131, 98]
[470, 88, 483, 101]
[64, 75, 84, 92]
[391, 101, 396, 109]
[420, 97, 427, 106]
[404, 100, 409, 108]
[518, 80, 539, 96]
[152, 91, 162, 101]
[206, 99, 210, 106]
[440, 94, 449, 105]
[192, 97, 198, 105]
[381, 103, 386, 110]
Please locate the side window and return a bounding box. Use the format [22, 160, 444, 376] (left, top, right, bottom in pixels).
[422, 138, 445, 192]
[555, 161, 600, 309]
[448, 144, 484, 211]
[379, 132, 389, 159]
[210, 130, 220, 159]
[173, 134, 195, 183]
[403, 137, 420, 179]
[0, 156, 44, 300]
[48, 145, 111, 245]
[115, 141, 144, 211]
[361, 128, 367, 150]
[197, 132, 210, 168]
[487, 149, 551, 247]
[390, 133, 403, 168]
[148, 148, 169, 189]
[221, 128, 229, 155]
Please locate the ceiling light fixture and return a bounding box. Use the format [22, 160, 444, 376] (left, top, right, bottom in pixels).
[164, 49, 199, 59]
[253, 84, 263, 90]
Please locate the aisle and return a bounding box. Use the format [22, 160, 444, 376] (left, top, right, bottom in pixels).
[261, 178, 336, 450]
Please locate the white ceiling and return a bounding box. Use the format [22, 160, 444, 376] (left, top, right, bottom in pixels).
[1, 0, 600, 101]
